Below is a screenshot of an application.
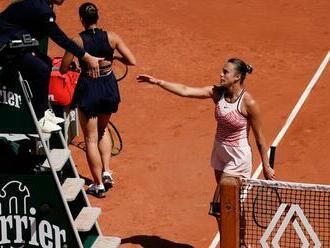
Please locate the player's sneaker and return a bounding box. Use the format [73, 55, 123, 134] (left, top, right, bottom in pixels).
[103, 171, 114, 191]
[86, 184, 105, 198]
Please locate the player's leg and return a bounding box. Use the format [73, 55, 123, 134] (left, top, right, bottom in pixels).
[209, 140, 226, 218]
[211, 170, 233, 237]
[97, 113, 114, 189]
[79, 111, 105, 197]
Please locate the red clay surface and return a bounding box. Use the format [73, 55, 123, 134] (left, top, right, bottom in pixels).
[1, 0, 330, 247]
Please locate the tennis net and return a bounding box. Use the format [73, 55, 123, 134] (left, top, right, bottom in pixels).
[238, 178, 330, 248]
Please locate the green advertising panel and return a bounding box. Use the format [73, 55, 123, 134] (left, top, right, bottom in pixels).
[0, 67, 37, 134]
[0, 175, 80, 247]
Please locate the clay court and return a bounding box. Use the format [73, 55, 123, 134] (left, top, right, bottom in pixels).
[1, 0, 330, 247]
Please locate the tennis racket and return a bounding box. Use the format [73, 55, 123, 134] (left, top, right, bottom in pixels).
[252, 146, 282, 229]
[108, 120, 123, 156]
[70, 121, 122, 156]
[111, 57, 128, 82]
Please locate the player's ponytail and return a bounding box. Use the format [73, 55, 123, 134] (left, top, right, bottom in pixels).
[246, 64, 253, 74]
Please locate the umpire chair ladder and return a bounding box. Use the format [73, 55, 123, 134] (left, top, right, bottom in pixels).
[0, 35, 120, 248]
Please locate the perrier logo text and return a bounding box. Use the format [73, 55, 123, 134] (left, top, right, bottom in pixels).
[0, 181, 67, 247]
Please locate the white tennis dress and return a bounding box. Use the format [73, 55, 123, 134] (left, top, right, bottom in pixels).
[210, 90, 252, 178]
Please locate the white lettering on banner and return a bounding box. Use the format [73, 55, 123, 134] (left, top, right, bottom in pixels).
[0, 86, 22, 109]
[260, 203, 321, 248]
[0, 181, 67, 247]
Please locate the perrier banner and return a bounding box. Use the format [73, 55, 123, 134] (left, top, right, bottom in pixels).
[0, 175, 80, 247]
[0, 65, 37, 133]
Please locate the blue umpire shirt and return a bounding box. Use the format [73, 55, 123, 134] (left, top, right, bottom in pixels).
[0, 0, 85, 58]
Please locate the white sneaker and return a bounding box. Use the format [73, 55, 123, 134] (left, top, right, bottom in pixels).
[86, 184, 106, 198]
[103, 171, 114, 190]
[44, 109, 65, 124]
[38, 117, 61, 133]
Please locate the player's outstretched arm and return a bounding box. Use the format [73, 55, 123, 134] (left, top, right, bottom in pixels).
[137, 74, 213, 99]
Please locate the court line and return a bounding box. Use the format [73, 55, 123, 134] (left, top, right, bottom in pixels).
[208, 49, 330, 248]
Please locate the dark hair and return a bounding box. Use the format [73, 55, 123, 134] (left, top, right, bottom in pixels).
[228, 58, 253, 83]
[79, 2, 99, 26]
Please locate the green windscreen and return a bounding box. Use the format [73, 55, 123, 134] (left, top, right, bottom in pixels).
[0, 67, 37, 134]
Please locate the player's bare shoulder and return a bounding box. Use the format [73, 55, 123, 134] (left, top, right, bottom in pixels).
[107, 31, 121, 42]
[107, 31, 124, 49]
[243, 91, 256, 105]
[242, 91, 261, 116]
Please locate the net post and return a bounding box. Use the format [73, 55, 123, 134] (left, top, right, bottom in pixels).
[220, 176, 241, 248]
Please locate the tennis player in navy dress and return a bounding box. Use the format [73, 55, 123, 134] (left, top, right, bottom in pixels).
[60, 2, 136, 197]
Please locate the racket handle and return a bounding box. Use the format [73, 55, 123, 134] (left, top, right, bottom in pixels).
[269, 146, 276, 169]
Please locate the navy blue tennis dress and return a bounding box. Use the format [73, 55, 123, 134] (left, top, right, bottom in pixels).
[72, 28, 120, 117]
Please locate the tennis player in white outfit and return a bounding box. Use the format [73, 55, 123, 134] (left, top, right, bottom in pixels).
[137, 57, 275, 233]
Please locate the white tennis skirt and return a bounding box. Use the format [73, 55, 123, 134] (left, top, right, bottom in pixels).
[210, 140, 252, 178]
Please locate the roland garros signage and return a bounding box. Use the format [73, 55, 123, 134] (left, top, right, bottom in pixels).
[0, 178, 77, 248]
